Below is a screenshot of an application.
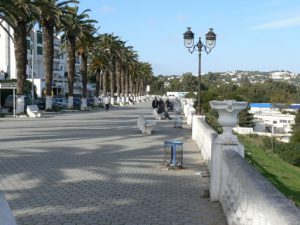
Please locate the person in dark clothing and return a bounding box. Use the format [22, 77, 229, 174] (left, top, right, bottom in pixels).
[152, 97, 159, 109]
[166, 99, 173, 112]
[157, 98, 171, 119]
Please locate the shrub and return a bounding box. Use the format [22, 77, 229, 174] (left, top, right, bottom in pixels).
[262, 136, 300, 167]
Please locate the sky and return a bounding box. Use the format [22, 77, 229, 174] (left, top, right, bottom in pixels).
[78, 0, 300, 76]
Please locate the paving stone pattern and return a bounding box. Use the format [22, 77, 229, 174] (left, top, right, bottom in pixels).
[0, 102, 227, 225]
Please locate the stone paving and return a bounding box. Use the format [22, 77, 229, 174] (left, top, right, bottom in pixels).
[0, 101, 227, 225]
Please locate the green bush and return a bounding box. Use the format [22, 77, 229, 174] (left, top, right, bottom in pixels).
[262, 136, 300, 167]
[205, 109, 223, 134]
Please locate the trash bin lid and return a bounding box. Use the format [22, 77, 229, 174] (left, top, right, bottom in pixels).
[164, 140, 183, 145]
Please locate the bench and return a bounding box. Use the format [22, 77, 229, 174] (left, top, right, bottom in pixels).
[26, 105, 41, 118]
[153, 108, 165, 120]
[137, 115, 157, 134]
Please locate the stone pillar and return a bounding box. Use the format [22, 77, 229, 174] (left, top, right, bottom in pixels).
[16, 95, 25, 114]
[110, 97, 115, 105]
[45, 95, 53, 111]
[209, 100, 247, 201]
[94, 97, 99, 106]
[81, 98, 87, 110]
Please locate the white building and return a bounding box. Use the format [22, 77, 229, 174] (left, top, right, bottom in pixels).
[249, 103, 295, 134]
[0, 22, 15, 80]
[0, 22, 86, 98]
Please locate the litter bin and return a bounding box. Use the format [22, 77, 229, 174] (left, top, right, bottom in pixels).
[164, 140, 183, 168]
[174, 115, 182, 128]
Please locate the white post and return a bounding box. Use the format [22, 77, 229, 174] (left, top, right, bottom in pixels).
[209, 100, 247, 201]
[31, 34, 34, 103]
[13, 89, 16, 118]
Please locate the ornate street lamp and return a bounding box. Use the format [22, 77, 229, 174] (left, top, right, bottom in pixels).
[183, 27, 216, 114]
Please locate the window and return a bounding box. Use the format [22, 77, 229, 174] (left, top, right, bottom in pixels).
[273, 121, 277, 124]
[26, 40, 30, 50]
[37, 31, 43, 44]
[37, 46, 43, 55]
[279, 120, 288, 123]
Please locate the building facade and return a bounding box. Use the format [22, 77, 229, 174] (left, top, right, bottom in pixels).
[249, 103, 296, 134]
[0, 22, 87, 98]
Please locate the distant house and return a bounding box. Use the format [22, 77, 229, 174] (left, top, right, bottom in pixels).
[249, 103, 295, 134]
[166, 92, 191, 98]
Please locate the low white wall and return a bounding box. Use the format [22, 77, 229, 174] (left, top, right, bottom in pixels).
[233, 127, 253, 134]
[192, 115, 217, 170]
[187, 101, 300, 225]
[183, 102, 196, 126]
[220, 150, 300, 225]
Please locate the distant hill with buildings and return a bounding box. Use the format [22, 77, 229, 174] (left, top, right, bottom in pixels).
[152, 70, 300, 93]
[218, 70, 300, 85]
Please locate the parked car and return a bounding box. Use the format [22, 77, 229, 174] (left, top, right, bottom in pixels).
[4, 94, 30, 112]
[87, 97, 95, 106]
[34, 97, 46, 110]
[73, 97, 81, 109]
[52, 97, 67, 109]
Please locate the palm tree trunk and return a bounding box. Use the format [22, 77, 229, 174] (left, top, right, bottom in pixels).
[121, 67, 125, 101]
[135, 79, 140, 97]
[95, 71, 100, 97]
[116, 61, 121, 102]
[125, 69, 129, 101]
[67, 35, 76, 109]
[109, 63, 115, 104]
[43, 23, 54, 111]
[14, 22, 27, 113]
[140, 79, 144, 96]
[133, 81, 137, 98]
[129, 74, 133, 99]
[81, 52, 88, 109]
[102, 69, 108, 96]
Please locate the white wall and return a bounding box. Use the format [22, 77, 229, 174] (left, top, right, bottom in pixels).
[192, 115, 217, 170]
[189, 106, 300, 225]
[221, 150, 300, 225]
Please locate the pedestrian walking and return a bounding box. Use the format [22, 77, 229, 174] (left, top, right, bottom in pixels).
[104, 95, 111, 112]
[152, 97, 159, 109]
[158, 98, 172, 119]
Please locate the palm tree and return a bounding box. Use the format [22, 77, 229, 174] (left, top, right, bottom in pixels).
[60, 6, 95, 109]
[37, 0, 77, 111]
[114, 40, 127, 103]
[123, 46, 138, 102]
[0, 0, 45, 113]
[77, 25, 97, 110]
[97, 33, 122, 104]
[88, 45, 106, 104]
[140, 62, 153, 96]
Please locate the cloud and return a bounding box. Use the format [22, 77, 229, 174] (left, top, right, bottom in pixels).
[177, 14, 187, 22]
[99, 6, 116, 14]
[252, 16, 300, 30]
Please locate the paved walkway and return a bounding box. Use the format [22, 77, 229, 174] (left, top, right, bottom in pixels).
[0, 101, 226, 225]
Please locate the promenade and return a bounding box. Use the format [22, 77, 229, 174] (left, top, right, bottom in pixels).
[0, 101, 226, 225]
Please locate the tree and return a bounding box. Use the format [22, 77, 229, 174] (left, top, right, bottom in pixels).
[181, 73, 197, 92]
[76, 22, 97, 109]
[0, 0, 44, 112]
[38, 0, 77, 110]
[60, 6, 95, 109]
[238, 106, 254, 127]
[291, 111, 300, 143]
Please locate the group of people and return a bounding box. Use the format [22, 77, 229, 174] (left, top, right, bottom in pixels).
[152, 97, 172, 119]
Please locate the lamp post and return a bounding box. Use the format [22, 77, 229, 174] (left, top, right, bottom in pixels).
[183, 27, 216, 114]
